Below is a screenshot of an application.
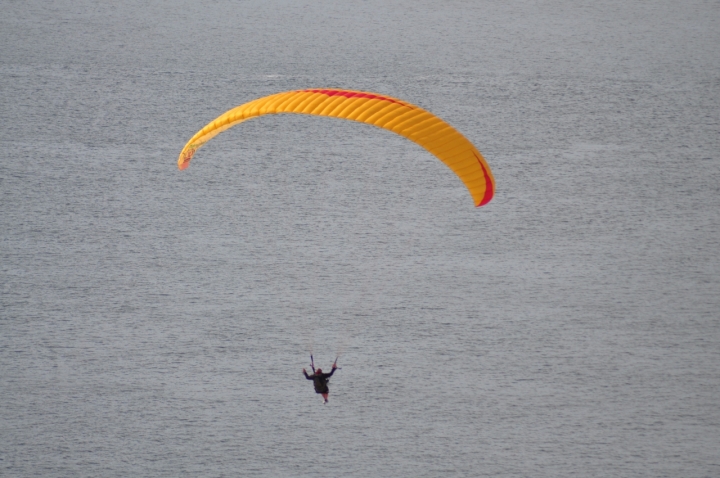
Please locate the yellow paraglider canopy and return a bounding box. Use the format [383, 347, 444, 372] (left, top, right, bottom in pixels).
[178, 89, 494, 207]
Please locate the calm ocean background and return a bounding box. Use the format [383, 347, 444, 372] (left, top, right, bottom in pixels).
[2, 1, 719, 476]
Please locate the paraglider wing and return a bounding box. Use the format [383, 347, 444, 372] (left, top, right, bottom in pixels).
[178, 89, 494, 207]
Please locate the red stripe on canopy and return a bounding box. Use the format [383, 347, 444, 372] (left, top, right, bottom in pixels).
[474, 152, 494, 207]
[302, 89, 409, 107]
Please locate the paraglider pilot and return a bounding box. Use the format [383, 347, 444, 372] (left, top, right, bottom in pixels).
[303, 363, 337, 403]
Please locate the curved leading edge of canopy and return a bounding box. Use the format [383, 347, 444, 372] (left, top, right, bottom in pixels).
[178, 89, 495, 207]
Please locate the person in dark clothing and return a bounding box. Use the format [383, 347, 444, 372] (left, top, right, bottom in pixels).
[303, 363, 337, 403]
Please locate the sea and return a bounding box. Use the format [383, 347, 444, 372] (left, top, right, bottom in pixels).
[1, 1, 719, 476]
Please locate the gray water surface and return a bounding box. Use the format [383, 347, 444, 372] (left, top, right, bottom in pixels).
[2, 1, 719, 476]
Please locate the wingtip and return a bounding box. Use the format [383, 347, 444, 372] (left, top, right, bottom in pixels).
[177, 148, 195, 170]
